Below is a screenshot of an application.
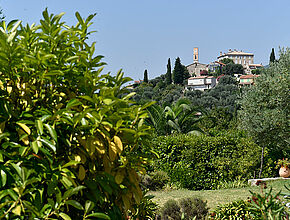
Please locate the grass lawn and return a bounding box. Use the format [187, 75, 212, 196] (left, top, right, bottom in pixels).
[149, 179, 290, 211]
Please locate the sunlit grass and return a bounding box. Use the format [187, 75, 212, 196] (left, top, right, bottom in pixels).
[149, 179, 290, 210]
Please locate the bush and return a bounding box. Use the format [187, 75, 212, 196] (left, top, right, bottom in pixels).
[129, 190, 159, 220]
[161, 199, 182, 220]
[0, 10, 153, 219]
[210, 200, 255, 219]
[141, 171, 170, 191]
[180, 197, 209, 220]
[151, 131, 270, 190]
[160, 197, 208, 220]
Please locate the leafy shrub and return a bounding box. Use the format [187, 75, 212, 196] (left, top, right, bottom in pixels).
[129, 190, 159, 220]
[179, 197, 209, 220]
[210, 200, 255, 220]
[216, 177, 249, 190]
[140, 171, 170, 191]
[211, 183, 289, 219]
[0, 10, 153, 219]
[160, 197, 208, 220]
[248, 183, 289, 219]
[161, 199, 182, 220]
[151, 131, 269, 190]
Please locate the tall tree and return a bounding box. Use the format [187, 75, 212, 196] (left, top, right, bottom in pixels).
[165, 58, 172, 85]
[269, 48, 276, 63]
[239, 48, 290, 178]
[143, 69, 148, 83]
[173, 57, 186, 85]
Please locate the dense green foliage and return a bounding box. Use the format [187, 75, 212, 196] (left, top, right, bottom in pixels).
[220, 58, 234, 65]
[239, 48, 290, 154]
[173, 57, 189, 85]
[211, 186, 289, 219]
[0, 10, 153, 219]
[150, 132, 265, 190]
[222, 63, 244, 75]
[211, 200, 256, 219]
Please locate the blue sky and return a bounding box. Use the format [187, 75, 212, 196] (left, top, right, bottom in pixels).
[1, 0, 289, 80]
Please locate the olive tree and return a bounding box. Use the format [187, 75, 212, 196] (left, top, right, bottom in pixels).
[239, 48, 290, 177]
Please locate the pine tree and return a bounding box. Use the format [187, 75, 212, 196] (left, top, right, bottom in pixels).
[143, 69, 148, 83]
[269, 48, 276, 64]
[165, 58, 172, 85]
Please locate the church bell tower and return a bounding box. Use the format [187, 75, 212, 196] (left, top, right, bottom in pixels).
[193, 47, 199, 63]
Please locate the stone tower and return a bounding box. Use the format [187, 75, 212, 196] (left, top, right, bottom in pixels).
[193, 47, 199, 63]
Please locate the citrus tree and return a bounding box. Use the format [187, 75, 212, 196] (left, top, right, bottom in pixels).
[0, 9, 152, 219]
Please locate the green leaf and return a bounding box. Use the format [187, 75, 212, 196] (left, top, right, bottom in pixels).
[75, 12, 84, 25]
[1, 170, 7, 187]
[44, 124, 57, 142]
[36, 120, 43, 135]
[31, 141, 39, 154]
[16, 122, 31, 135]
[62, 160, 80, 168]
[65, 200, 83, 210]
[85, 200, 95, 213]
[66, 56, 79, 62]
[86, 213, 110, 219]
[40, 138, 56, 152]
[59, 212, 72, 220]
[66, 99, 82, 109]
[122, 92, 136, 100]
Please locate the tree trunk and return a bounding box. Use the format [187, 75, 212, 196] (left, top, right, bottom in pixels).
[259, 146, 265, 178]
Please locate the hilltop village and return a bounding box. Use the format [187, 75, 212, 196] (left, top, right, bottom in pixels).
[132, 47, 264, 91]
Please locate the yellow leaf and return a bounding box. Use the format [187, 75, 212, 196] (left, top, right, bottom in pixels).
[74, 155, 81, 162]
[96, 145, 106, 154]
[113, 136, 123, 155]
[133, 185, 142, 204]
[12, 205, 21, 216]
[16, 122, 31, 135]
[122, 194, 131, 211]
[109, 142, 117, 161]
[115, 169, 125, 184]
[128, 169, 138, 185]
[0, 121, 5, 133]
[78, 165, 86, 181]
[7, 86, 12, 94]
[103, 155, 111, 173]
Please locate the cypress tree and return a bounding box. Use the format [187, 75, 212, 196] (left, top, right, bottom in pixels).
[173, 57, 185, 85]
[165, 58, 172, 85]
[143, 69, 148, 83]
[270, 48, 276, 63]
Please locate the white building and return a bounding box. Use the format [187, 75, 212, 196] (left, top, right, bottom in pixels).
[187, 76, 216, 91]
[217, 49, 262, 74]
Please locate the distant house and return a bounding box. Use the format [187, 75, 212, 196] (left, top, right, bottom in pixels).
[217, 49, 263, 74]
[187, 76, 216, 91]
[239, 74, 259, 86]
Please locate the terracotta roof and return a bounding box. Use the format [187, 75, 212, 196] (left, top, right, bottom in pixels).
[215, 61, 226, 66]
[240, 74, 260, 79]
[249, 64, 263, 67]
[188, 76, 207, 79]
